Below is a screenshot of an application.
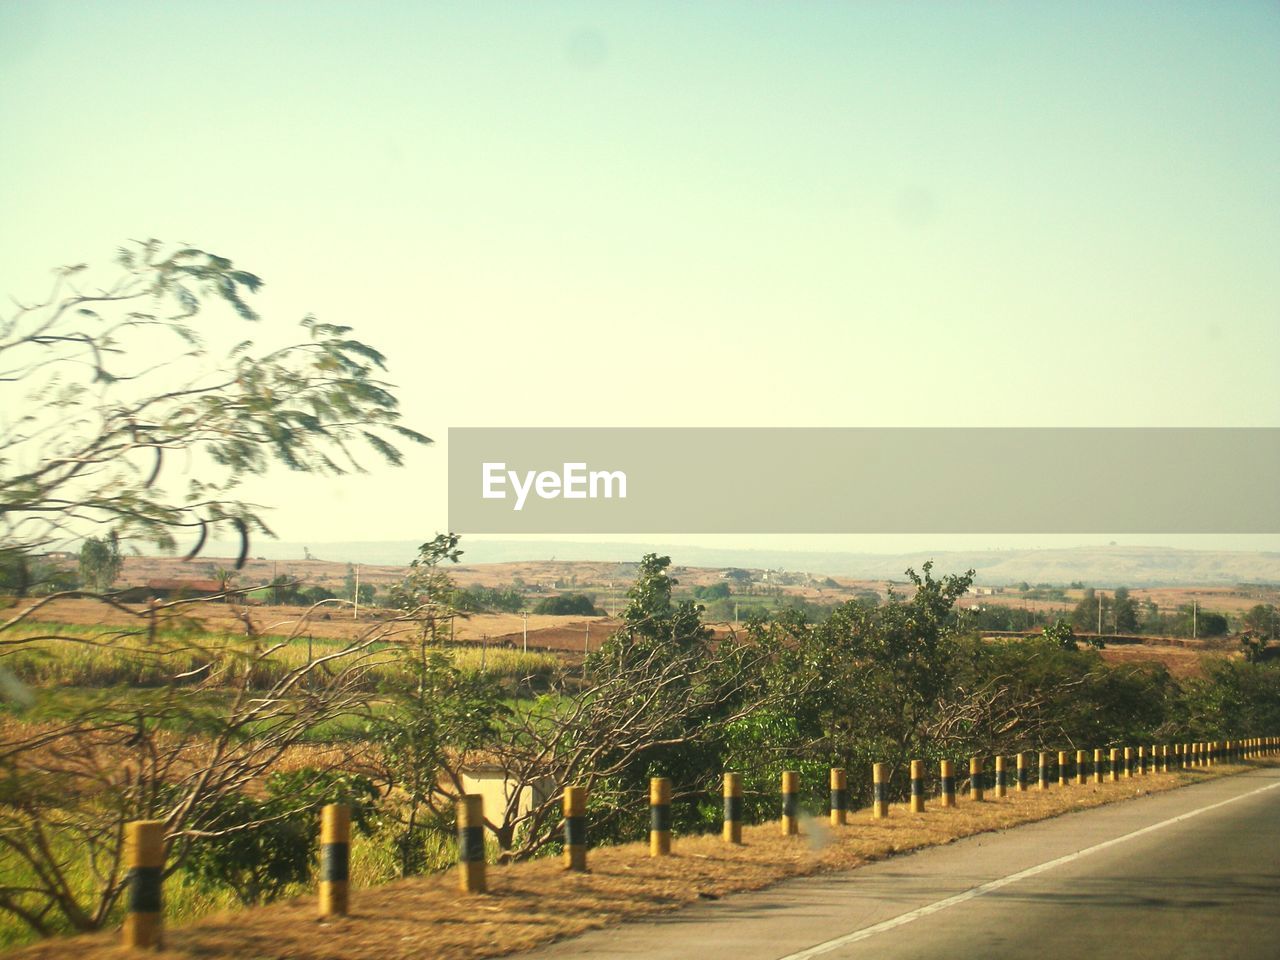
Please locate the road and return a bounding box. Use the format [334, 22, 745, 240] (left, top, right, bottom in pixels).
[517, 767, 1280, 960]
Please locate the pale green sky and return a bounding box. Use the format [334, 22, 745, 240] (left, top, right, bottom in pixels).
[2, 1, 1277, 553]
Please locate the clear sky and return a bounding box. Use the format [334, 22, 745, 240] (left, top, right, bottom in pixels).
[2, 1, 1277, 555]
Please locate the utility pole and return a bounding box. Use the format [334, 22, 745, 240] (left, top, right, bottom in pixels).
[523, 611, 528, 654]
[353, 564, 360, 620]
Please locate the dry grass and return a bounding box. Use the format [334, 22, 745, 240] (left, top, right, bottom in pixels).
[3, 597, 615, 655]
[6, 761, 1272, 960]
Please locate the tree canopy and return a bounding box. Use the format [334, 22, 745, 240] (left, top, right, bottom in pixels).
[0, 240, 430, 571]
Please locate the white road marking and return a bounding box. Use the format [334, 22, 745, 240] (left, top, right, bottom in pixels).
[777, 777, 1280, 960]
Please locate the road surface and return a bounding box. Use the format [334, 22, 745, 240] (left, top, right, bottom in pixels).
[517, 767, 1280, 960]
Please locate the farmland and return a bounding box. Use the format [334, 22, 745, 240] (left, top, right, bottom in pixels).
[2, 549, 1278, 952]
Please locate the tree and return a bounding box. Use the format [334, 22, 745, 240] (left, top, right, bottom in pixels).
[692, 582, 731, 600]
[184, 769, 378, 906]
[531, 593, 601, 616]
[1242, 604, 1277, 641]
[1112, 587, 1139, 633]
[0, 241, 429, 939]
[0, 603, 408, 937]
[1070, 588, 1109, 633]
[1041, 618, 1077, 650]
[441, 555, 787, 858]
[0, 240, 429, 570]
[76, 531, 121, 591]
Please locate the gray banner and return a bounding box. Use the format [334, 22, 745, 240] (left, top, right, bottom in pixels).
[447, 428, 1280, 534]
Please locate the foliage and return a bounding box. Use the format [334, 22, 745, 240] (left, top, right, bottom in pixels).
[185, 769, 378, 906]
[371, 535, 508, 875]
[1112, 587, 1139, 633]
[0, 601, 401, 937]
[76, 532, 122, 592]
[0, 240, 429, 567]
[1041, 618, 1077, 650]
[1070, 587, 1106, 633]
[1242, 604, 1277, 640]
[450, 585, 525, 613]
[0, 549, 75, 597]
[531, 593, 600, 616]
[692, 582, 731, 600]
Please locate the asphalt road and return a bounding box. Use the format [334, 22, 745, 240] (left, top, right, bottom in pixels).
[517, 767, 1280, 960]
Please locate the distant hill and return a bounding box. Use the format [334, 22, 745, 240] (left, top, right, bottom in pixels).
[191, 539, 1280, 587]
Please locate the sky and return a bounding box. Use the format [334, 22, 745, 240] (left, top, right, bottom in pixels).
[2, 1, 1278, 557]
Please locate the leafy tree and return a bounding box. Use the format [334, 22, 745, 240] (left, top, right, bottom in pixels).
[373, 537, 503, 874]
[185, 769, 378, 906]
[1112, 586, 1139, 633]
[268, 574, 307, 605]
[0, 549, 75, 597]
[0, 241, 427, 940]
[77, 531, 122, 592]
[450, 585, 525, 613]
[1041, 618, 1077, 650]
[1173, 604, 1228, 638]
[806, 562, 975, 773]
[1070, 587, 1110, 633]
[692, 582, 731, 600]
[388, 534, 463, 620]
[301, 584, 337, 604]
[210, 565, 239, 600]
[0, 240, 429, 568]
[531, 593, 601, 616]
[1242, 604, 1277, 640]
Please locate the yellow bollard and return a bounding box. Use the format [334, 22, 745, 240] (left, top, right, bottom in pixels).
[564, 786, 587, 870]
[123, 820, 165, 949]
[319, 803, 350, 917]
[1094, 748, 1104, 784]
[1076, 749, 1087, 785]
[1017, 752, 1029, 792]
[940, 760, 956, 808]
[649, 777, 672, 857]
[830, 768, 848, 826]
[872, 763, 889, 819]
[1109, 748, 1120, 782]
[1058, 751, 1069, 787]
[1038, 751, 1050, 791]
[995, 755, 1007, 798]
[970, 757, 984, 802]
[723, 772, 743, 844]
[1124, 746, 1134, 779]
[781, 771, 800, 835]
[457, 795, 486, 893]
[911, 759, 926, 811]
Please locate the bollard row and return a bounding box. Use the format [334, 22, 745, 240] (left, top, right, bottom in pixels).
[114, 736, 1280, 950]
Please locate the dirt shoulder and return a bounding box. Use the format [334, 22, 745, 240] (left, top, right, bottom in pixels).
[8, 762, 1272, 960]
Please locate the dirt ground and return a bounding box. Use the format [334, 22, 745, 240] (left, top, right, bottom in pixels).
[8, 762, 1269, 960]
[1097, 643, 1220, 679]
